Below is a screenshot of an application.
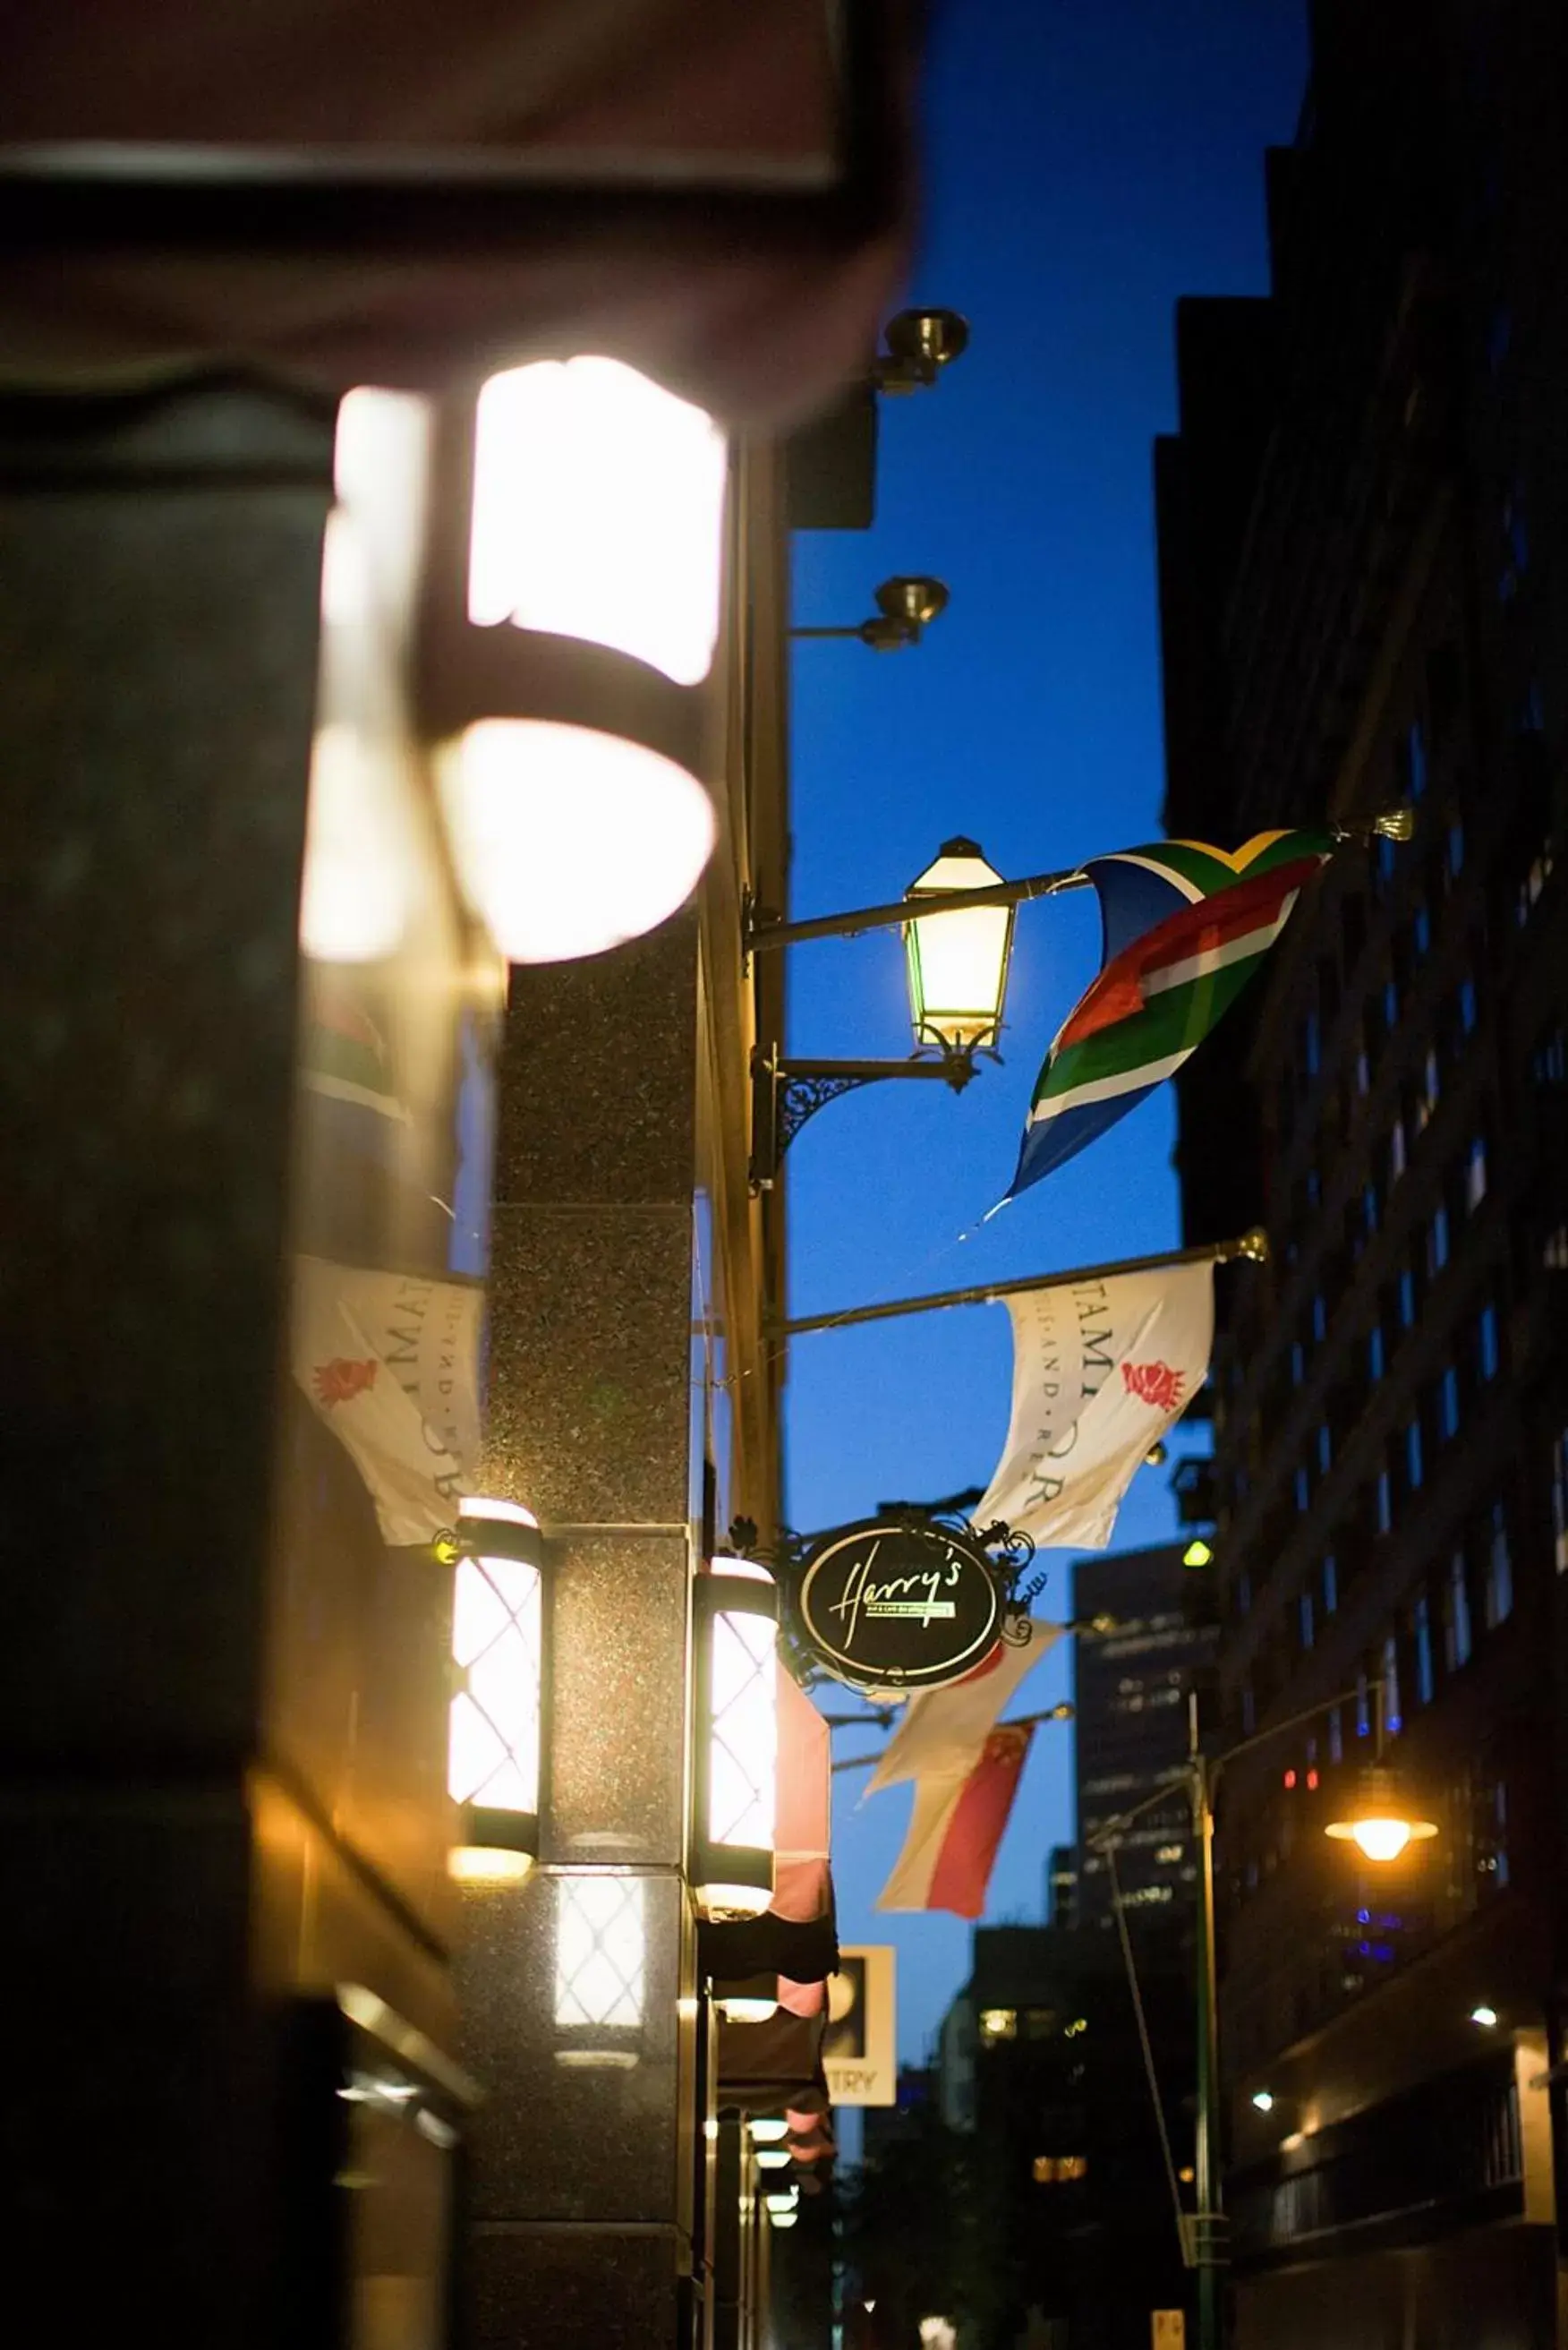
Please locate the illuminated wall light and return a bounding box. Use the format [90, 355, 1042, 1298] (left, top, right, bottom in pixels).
[426, 356, 727, 966]
[469, 357, 726, 688]
[554, 1875, 646, 2066]
[714, 1970, 780, 2025]
[1251, 2089, 1274, 2113]
[1470, 2004, 1499, 2029]
[754, 2148, 793, 2171]
[447, 1497, 547, 1882]
[748, 2116, 790, 2144]
[692, 1560, 779, 1920]
[903, 837, 1015, 1053]
[768, 2209, 799, 2231]
[763, 2185, 799, 2215]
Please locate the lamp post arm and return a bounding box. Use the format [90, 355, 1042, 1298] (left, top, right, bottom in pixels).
[746, 864, 1092, 955]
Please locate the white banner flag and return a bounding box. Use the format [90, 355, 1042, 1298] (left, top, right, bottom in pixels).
[974, 1261, 1213, 1550]
[289, 1256, 483, 1545]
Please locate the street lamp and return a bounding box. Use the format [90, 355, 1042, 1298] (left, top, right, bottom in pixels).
[691, 1559, 780, 1921]
[1092, 1677, 1436, 2350]
[746, 833, 1027, 1183]
[420, 355, 729, 964]
[873, 308, 972, 393]
[791, 574, 950, 651]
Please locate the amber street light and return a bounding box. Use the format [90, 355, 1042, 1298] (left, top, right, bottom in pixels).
[1323, 1679, 1438, 1860]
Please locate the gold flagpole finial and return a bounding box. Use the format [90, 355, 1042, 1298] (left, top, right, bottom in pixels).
[1235, 1226, 1270, 1263]
[1372, 803, 1416, 842]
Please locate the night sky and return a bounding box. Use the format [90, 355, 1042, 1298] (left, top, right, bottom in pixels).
[786, 0, 1308, 2068]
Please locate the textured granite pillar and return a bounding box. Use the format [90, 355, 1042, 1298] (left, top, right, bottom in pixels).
[459, 912, 704, 2347]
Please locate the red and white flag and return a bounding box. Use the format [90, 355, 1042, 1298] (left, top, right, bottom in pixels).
[865, 1619, 1059, 1797]
[876, 1722, 1035, 1918]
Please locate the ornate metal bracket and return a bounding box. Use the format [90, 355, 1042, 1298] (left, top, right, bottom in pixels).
[749, 1043, 980, 1188]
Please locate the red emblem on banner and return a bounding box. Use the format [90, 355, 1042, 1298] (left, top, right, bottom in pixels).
[313, 1357, 379, 1407]
[1121, 1359, 1184, 1412]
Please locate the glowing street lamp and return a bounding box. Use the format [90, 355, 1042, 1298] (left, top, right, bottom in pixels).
[1324, 1762, 1438, 1862]
[903, 838, 1016, 1055]
[422, 355, 729, 965]
[691, 1559, 780, 1920]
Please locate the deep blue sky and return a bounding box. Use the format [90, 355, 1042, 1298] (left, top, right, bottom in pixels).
[786, 0, 1308, 2067]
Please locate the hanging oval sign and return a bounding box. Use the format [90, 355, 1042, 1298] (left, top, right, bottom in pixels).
[795, 1518, 1005, 1695]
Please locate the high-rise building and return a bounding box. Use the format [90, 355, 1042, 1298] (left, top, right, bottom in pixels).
[1072, 1543, 1216, 1944]
[1157, 4, 1568, 2343]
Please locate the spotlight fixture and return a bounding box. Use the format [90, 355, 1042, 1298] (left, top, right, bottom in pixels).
[874, 307, 971, 393]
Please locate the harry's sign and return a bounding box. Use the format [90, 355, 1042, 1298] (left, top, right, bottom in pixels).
[796, 1518, 1004, 1695]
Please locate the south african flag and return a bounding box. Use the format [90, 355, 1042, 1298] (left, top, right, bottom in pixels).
[1007, 829, 1335, 1201]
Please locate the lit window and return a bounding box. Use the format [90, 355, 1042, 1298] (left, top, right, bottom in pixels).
[1355, 1673, 1371, 1740]
[1413, 906, 1432, 958]
[1317, 1423, 1333, 1474]
[1406, 1420, 1424, 1491]
[1390, 1119, 1408, 1182]
[1383, 978, 1400, 1036]
[1295, 1466, 1310, 1514]
[1399, 1269, 1418, 1329]
[1291, 1339, 1306, 1386]
[1478, 1305, 1500, 1381]
[1438, 1366, 1461, 1440]
[1155, 1844, 1185, 1865]
[1427, 1206, 1450, 1276]
[1312, 1294, 1328, 1345]
[1323, 1555, 1339, 1614]
[1448, 821, 1465, 879]
[1446, 1552, 1472, 1669]
[1407, 721, 1427, 799]
[980, 2008, 1018, 2043]
[1383, 1635, 1402, 1736]
[1327, 1704, 1343, 1763]
[1485, 1503, 1513, 1628]
[1368, 1324, 1386, 1382]
[1459, 978, 1478, 1035]
[1376, 1471, 1393, 1535]
[555, 1876, 646, 2032]
[1364, 1181, 1380, 1235]
[1414, 1597, 1435, 1705]
[1300, 1592, 1316, 1650]
[1424, 1049, 1442, 1115]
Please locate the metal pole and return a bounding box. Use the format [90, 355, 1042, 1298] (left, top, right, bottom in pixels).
[746, 863, 1092, 953]
[771, 1229, 1268, 1338]
[1190, 1696, 1226, 2350]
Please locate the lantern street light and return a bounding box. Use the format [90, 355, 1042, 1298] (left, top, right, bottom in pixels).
[420, 355, 729, 965]
[873, 308, 972, 393]
[691, 1558, 780, 1921]
[791, 575, 950, 651]
[1090, 1676, 1436, 2350]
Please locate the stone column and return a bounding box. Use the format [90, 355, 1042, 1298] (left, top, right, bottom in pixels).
[460, 911, 705, 2346]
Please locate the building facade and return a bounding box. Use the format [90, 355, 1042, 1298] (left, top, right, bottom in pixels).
[1072, 1542, 1215, 1947]
[1156, 3, 1568, 2344]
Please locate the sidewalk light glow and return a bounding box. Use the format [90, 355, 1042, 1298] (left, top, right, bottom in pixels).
[692, 1560, 779, 1920]
[447, 1498, 547, 1882]
[1324, 1764, 1437, 1861]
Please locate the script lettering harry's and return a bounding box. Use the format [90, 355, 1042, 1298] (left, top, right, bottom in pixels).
[825, 1540, 961, 1649]
[796, 1520, 1003, 1694]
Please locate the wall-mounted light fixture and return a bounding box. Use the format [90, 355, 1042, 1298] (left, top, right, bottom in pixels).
[790, 574, 950, 652]
[747, 2115, 790, 2145]
[420, 355, 728, 965]
[553, 1875, 646, 2069]
[873, 308, 971, 394]
[746, 835, 1033, 1184]
[691, 1560, 780, 1920]
[712, 1971, 780, 2026]
[447, 1497, 548, 1883]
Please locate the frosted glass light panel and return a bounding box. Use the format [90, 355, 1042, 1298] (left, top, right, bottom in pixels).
[694, 1560, 779, 1920]
[447, 1498, 544, 1881]
[436, 719, 714, 964]
[903, 839, 1015, 1052]
[555, 1876, 646, 2060]
[469, 356, 727, 687]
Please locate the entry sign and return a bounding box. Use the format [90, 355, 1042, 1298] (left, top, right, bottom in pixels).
[797, 1518, 1004, 1695]
[823, 1945, 896, 2106]
[1152, 2315, 1186, 2349]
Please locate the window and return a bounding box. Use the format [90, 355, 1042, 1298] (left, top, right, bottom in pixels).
[1390, 1117, 1408, 1183]
[1414, 1596, 1435, 1705]
[1375, 836, 1398, 896]
[1376, 1470, 1393, 1535]
[1382, 1635, 1402, 1735]
[1406, 720, 1427, 802]
[1290, 1339, 1306, 1387]
[1355, 1672, 1371, 1740]
[1327, 1703, 1344, 1763]
[1368, 1324, 1386, 1382]
[1312, 1294, 1328, 1345]
[1317, 1423, 1333, 1474]
[1554, 1429, 1568, 1573]
[1383, 977, 1400, 1038]
[1422, 1047, 1441, 1119]
[1466, 1137, 1487, 1209]
[1363, 1180, 1380, 1236]
[1447, 820, 1466, 880]
[1484, 1503, 1513, 1627]
[1427, 1205, 1450, 1276]
[1398, 1269, 1418, 1329]
[1478, 1304, 1500, 1382]
[1406, 1419, 1424, 1491]
[1295, 1466, 1311, 1514]
[1458, 978, 1478, 1036]
[1323, 1555, 1339, 1615]
[1413, 905, 1432, 960]
[1445, 1551, 1472, 1670]
[1300, 1592, 1316, 1650]
[1437, 1365, 1461, 1440]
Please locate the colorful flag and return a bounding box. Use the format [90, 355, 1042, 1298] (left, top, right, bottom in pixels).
[876, 1722, 1035, 1918]
[974, 1261, 1213, 1549]
[865, 1619, 1059, 1796]
[302, 982, 412, 1121]
[1008, 830, 1334, 1200]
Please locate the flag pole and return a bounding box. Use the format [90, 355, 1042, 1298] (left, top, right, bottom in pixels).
[772, 1227, 1268, 1340]
[831, 1700, 1076, 1773]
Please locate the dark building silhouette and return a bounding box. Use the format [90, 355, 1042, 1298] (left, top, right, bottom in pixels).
[1073, 1543, 1217, 1947]
[1156, 3, 1568, 2345]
